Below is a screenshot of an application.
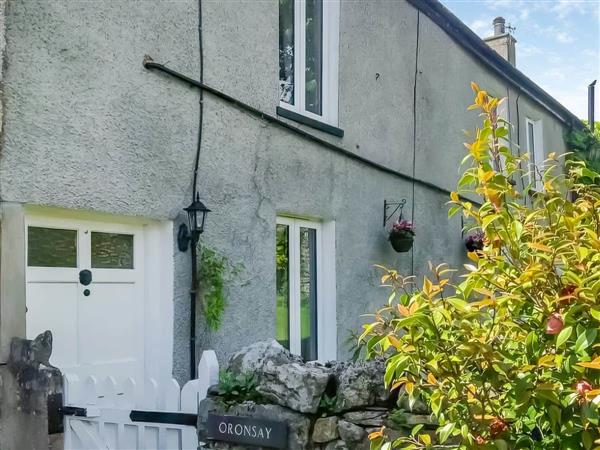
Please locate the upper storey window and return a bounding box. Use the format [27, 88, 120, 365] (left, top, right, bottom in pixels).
[526, 118, 545, 192]
[279, 0, 340, 127]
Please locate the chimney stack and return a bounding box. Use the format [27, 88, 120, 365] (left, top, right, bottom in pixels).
[484, 16, 517, 66]
[493, 17, 506, 35]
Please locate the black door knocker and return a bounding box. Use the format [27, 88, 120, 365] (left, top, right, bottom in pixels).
[79, 269, 92, 286]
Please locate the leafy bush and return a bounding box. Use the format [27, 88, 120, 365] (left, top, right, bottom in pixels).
[362, 84, 600, 449]
[215, 370, 263, 406]
[565, 125, 600, 174]
[198, 246, 241, 331]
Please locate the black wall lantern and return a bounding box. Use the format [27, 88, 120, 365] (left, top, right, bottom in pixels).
[178, 193, 211, 252]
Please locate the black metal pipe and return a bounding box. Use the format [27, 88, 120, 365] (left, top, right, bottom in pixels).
[142, 58, 478, 204]
[190, 241, 198, 379]
[589, 80, 596, 130]
[188, 0, 204, 383]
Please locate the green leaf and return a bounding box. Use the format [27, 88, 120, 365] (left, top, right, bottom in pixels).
[396, 314, 435, 331]
[430, 390, 443, 416]
[556, 326, 573, 348]
[460, 424, 469, 440]
[437, 422, 455, 443]
[515, 436, 535, 448]
[575, 328, 597, 354]
[561, 435, 583, 450]
[510, 220, 524, 240]
[410, 424, 424, 436]
[494, 439, 509, 450]
[526, 332, 539, 359]
[535, 389, 561, 405]
[447, 298, 470, 311]
[590, 307, 600, 322]
[448, 205, 461, 218]
[582, 430, 593, 450]
[548, 404, 561, 430]
[482, 214, 501, 231]
[384, 355, 410, 387]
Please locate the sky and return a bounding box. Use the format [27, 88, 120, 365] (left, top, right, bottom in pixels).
[441, 0, 600, 119]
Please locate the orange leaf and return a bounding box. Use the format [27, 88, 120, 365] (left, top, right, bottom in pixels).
[467, 251, 480, 262]
[388, 335, 403, 350]
[578, 361, 600, 370]
[423, 277, 433, 296]
[408, 302, 419, 315]
[398, 304, 411, 317]
[527, 242, 553, 253]
[368, 427, 385, 440]
[586, 389, 600, 398]
[427, 373, 438, 385]
[473, 414, 495, 421]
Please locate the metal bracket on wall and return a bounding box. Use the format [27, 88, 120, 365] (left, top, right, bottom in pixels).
[383, 199, 407, 227]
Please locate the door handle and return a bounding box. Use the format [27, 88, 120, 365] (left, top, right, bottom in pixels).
[79, 269, 92, 286]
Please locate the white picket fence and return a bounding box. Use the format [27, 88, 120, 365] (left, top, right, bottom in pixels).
[63, 351, 219, 450]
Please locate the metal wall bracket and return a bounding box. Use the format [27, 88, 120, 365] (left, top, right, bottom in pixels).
[383, 199, 407, 227]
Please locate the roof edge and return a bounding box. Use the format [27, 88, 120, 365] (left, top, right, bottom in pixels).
[407, 0, 585, 129]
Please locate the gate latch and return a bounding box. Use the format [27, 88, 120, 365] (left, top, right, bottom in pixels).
[60, 406, 88, 417]
[48, 392, 101, 435]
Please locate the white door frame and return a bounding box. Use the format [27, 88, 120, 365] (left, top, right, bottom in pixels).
[24, 207, 174, 383]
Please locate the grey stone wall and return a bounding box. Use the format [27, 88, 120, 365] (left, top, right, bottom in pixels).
[0, 0, 571, 383]
[197, 341, 438, 450]
[0, 331, 62, 450]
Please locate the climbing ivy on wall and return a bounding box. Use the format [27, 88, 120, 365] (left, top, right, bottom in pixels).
[197, 245, 241, 331]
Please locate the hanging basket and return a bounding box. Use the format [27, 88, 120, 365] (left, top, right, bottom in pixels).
[389, 234, 414, 253]
[465, 240, 484, 252]
[465, 231, 485, 252]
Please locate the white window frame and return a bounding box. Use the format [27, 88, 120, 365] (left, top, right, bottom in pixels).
[276, 216, 336, 361]
[526, 118, 545, 191]
[279, 0, 340, 126]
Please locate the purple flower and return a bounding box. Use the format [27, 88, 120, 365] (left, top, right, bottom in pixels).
[389, 219, 415, 237]
[465, 231, 485, 251]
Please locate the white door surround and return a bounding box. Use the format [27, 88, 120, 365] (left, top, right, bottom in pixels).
[25, 208, 174, 384]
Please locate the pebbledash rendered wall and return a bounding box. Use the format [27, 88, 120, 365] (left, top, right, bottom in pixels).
[0, 0, 570, 383]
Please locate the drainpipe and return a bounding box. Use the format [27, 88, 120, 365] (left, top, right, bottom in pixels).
[190, 244, 198, 379]
[589, 80, 596, 130]
[190, 0, 205, 381]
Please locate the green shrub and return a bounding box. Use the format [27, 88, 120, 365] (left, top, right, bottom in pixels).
[215, 370, 263, 406]
[362, 84, 600, 449]
[565, 126, 600, 174]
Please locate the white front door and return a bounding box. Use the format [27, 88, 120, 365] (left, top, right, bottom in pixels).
[26, 216, 145, 381]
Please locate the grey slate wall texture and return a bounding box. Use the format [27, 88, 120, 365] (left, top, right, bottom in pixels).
[0, 0, 569, 383]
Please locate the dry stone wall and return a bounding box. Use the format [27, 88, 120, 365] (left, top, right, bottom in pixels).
[197, 340, 437, 450]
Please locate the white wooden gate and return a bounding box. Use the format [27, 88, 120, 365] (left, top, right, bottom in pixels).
[63, 351, 219, 450]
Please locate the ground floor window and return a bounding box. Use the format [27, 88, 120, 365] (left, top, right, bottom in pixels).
[276, 217, 323, 360]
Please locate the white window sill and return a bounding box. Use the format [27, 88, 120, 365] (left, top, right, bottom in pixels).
[276, 107, 344, 138]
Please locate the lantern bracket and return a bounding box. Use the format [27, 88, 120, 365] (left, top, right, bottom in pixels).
[178, 224, 192, 252]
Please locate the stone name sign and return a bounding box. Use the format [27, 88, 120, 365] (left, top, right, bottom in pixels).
[206, 414, 288, 448]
